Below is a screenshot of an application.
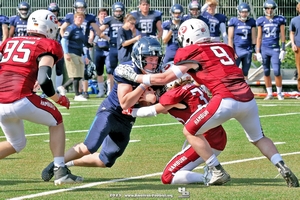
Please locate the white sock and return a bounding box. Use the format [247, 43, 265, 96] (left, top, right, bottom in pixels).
[54, 157, 65, 167]
[171, 171, 204, 184]
[56, 75, 63, 89]
[98, 82, 104, 94]
[270, 153, 283, 165]
[266, 87, 273, 96]
[65, 161, 75, 167]
[276, 87, 282, 95]
[205, 154, 220, 167]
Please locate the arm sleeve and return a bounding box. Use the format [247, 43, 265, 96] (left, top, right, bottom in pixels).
[220, 23, 228, 44]
[61, 38, 69, 54]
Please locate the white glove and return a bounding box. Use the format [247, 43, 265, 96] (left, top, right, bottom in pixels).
[279, 50, 286, 62]
[115, 65, 138, 82]
[256, 53, 262, 63]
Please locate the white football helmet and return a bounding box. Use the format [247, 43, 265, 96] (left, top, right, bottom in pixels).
[177, 18, 211, 47]
[27, 10, 59, 40]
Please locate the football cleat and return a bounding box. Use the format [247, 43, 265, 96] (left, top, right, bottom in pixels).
[41, 161, 54, 181]
[276, 161, 299, 187]
[207, 164, 231, 186]
[54, 166, 83, 185]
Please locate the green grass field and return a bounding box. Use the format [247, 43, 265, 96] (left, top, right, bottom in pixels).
[0, 95, 300, 200]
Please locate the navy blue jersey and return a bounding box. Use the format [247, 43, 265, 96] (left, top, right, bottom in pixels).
[162, 19, 182, 51]
[103, 16, 123, 45]
[65, 12, 96, 42]
[117, 28, 133, 63]
[63, 24, 85, 56]
[202, 12, 227, 37]
[57, 18, 66, 42]
[228, 17, 256, 48]
[256, 15, 286, 48]
[183, 14, 209, 26]
[108, 61, 142, 115]
[0, 15, 9, 40]
[289, 16, 300, 47]
[9, 15, 28, 37]
[130, 10, 162, 37]
[95, 20, 109, 49]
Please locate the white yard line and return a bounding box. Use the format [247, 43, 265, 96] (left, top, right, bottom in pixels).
[7, 151, 300, 200]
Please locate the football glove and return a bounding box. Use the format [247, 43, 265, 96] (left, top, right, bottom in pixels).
[256, 53, 262, 63]
[115, 65, 138, 82]
[279, 50, 286, 62]
[56, 95, 70, 109]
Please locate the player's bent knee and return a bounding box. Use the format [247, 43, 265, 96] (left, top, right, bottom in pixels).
[161, 172, 172, 184]
[12, 138, 27, 152]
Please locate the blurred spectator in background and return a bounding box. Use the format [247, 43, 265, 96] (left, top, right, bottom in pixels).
[131, 0, 163, 39]
[228, 2, 256, 81]
[256, 0, 286, 100]
[117, 14, 141, 64]
[290, 2, 300, 93]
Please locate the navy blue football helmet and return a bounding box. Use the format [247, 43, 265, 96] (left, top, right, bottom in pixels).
[17, 2, 31, 19]
[132, 37, 163, 74]
[188, 1, 201, 18]
[48, 3, 60, 15]
[112, 2, 125, 19]
[237, 2, 250, 21]
[74, 0, 87, 13]
[170, 4, 184, 21]
[263, 0, 277, 16]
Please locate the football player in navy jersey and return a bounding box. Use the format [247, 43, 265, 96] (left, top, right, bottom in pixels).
[201, 0, 228, 43]
[41, 37, 163, 180]
[93, 8, 110, 98]
[0, 15, 9, 43]
[9, 2, 31, 37]
[228, 2, 256, 80]
[183, 0, 209, 26]
[47, 3, 65, 89]
[99, 2, 125, 96]
[60, 0, 100, 99]
[117, 14, 141, 64]
[115, 19, 299, 187]
[256, 0, 286, 100]
[161, 4, 184, 65]
[130, 0, 163, 38]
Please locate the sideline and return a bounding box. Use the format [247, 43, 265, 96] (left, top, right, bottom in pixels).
[8, 151, 300, 200]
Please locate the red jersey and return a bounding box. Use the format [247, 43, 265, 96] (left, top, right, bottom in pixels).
[159, 84, 226, 151]
[173, 43, 254, 102]
[0, 36, 63, 103]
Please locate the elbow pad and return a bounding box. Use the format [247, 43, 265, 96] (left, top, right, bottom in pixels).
[37, 66, 55, 97]
[131, 105, 157, 117]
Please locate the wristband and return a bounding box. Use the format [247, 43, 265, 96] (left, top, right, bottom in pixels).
[281, 42, 286, 51]
[171, 65, 184, 79]
[142, 74, 151, 85]
[139, 84, 146, 91]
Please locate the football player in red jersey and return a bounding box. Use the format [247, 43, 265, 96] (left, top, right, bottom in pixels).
[115, 19, 299, 187]
[0, 9, 83, 185]
[123, 70, 227, 185]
